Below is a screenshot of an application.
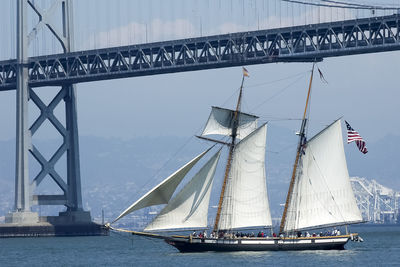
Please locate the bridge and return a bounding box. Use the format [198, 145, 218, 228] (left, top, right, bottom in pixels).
[1, 0, 400, 227]
[2, 14, 400, 91]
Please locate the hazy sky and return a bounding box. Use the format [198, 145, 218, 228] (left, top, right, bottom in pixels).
[0, 0, 399, 144]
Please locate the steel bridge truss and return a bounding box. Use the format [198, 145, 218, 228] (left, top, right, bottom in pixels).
[2, 14, 400, 91]
[29, 86, 81, 208]
[9, 0, 85, 221]
[25, 0, 83, 210]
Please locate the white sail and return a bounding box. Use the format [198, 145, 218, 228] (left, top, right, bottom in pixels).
[202, 106, 258, 140]
[145, 150, 221, 232]
[284, 120, 363, 232]
[113, 148, 211, 223]
[218, 124, 272, 230]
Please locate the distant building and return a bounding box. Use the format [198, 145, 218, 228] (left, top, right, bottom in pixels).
[351, 177, 400, 224]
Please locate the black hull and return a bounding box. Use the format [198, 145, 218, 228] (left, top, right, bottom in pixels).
[165, 236, 350, 253]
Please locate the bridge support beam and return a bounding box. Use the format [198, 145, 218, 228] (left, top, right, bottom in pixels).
[5, 0, 39, 224]
[6, 0, 91, 225]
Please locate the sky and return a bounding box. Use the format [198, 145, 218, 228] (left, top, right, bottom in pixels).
[0, 0, 400, 222]
[0, 0, 400, 144]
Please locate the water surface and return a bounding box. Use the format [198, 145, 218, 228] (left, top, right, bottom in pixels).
[0, 225, 398, 266]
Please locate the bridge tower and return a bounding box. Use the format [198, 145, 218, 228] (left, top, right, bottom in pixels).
[5, 0, 91, 224]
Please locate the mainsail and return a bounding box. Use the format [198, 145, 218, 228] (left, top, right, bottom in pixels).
[218, 124, 272, 230]
[113, 148, 211, 223]
[145, 150, 221, 231]
[202, 106, 258, 140]
[284, 120, 363, 232]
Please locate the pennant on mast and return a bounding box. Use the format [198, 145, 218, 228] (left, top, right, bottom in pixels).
[242, 67, 250, 77]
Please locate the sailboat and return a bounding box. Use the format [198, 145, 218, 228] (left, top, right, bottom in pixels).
[109, 65, 363, 252]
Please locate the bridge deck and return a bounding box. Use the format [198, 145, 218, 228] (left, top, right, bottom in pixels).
[1, 14, 400, 91]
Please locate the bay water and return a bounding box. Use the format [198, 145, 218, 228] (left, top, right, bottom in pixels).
[0, 225, 399, 266]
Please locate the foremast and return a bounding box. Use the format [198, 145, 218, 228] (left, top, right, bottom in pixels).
[212, 75, 245, 233]
[279, 64, 315, 234]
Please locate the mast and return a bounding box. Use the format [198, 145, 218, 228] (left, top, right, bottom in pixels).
[213, 75, 245, 233]
[279, 63, 315, 234]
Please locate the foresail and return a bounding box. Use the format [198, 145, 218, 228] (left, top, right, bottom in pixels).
[202, 106, 258, 140]
[144, 149, 222, 232]
[218, 124, 272, 230]
[284, 120, 363, 232]
[113, 148, 212, 223]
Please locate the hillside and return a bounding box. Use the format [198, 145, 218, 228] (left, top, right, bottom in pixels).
[0, 128, 398, 225]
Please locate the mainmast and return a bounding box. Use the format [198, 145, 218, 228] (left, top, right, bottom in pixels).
[279, 64, 315, 234]
[212, 75, 245, 233]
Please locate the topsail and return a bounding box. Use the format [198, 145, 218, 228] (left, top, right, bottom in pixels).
[202, 106, 258, 140]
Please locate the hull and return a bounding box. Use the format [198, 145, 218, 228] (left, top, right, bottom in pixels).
[165, 235, 351, 253]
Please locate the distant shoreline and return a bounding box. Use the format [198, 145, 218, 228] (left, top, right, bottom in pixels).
[353, 223, 400, 227]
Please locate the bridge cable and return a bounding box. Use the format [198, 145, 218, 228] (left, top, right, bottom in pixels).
[281, 0, 400, 10]
[321, 0, 399, 9]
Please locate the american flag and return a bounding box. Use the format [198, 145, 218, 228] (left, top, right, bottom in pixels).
[345, 120, 368, 154]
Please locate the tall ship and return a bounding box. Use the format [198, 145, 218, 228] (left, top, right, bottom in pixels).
[109, 65, 363, 252]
